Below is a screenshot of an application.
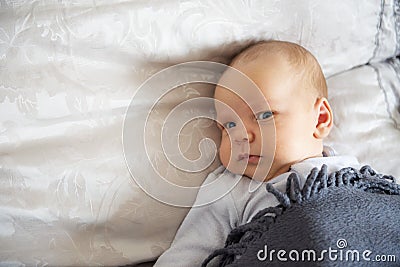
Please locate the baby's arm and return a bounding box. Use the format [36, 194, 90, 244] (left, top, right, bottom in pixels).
[155, 166, 239, 267]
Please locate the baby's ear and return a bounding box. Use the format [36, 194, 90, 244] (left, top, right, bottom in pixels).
[313, 97, 333, 139]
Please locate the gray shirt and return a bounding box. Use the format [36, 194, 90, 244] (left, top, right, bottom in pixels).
[155, 155, 360, 267]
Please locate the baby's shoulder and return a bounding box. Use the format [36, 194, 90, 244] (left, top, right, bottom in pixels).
[195, 166, 263, 209]
[192, 166, 241, 207]
[201, 166, 261, 196]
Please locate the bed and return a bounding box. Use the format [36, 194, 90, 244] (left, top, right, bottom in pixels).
[0, 0, 399, 266]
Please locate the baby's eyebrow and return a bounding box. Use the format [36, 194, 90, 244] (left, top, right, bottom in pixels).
[216, 122, 223, 129]
[249, 101, 272, 111]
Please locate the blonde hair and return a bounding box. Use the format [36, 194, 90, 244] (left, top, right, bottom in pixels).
[230, 40, 328, 98]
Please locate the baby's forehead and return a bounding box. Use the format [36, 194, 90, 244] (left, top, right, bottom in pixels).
[229, 42, 327, 98]
[215, 64, 268, 98]
[214, 85, 270, 113]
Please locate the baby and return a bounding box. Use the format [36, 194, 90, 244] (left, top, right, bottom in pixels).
[155, 40, 359, 266]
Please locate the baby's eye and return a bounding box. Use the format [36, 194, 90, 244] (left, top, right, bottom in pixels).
[223, 121, 237, 129]
[256, 111, 273, 120]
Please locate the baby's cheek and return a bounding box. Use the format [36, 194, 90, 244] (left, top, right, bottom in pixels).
[218, 138, 232, 169]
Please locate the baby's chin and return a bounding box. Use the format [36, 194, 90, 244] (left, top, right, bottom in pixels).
[225, 163, 294, 182]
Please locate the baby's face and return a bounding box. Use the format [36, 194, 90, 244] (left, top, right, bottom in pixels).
[215, 56, 319, 181]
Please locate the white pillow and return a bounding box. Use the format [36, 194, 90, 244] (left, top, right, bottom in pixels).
[326, 57, 400, 180]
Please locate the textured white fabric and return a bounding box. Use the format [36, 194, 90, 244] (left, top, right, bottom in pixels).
[155, 155, 360, 267]
[325, 58, 400, 182]
[0, 0, 399, 266]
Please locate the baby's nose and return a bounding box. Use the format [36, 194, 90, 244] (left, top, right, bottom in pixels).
[235, 130, 255, 144]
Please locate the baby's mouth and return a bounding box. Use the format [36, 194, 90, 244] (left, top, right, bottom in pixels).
[238, 153, 261, 163]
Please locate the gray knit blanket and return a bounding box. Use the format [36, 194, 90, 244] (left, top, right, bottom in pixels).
[202, 165, 400, 267]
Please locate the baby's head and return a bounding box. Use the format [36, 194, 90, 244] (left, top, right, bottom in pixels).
[214, 40, 333, 181]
